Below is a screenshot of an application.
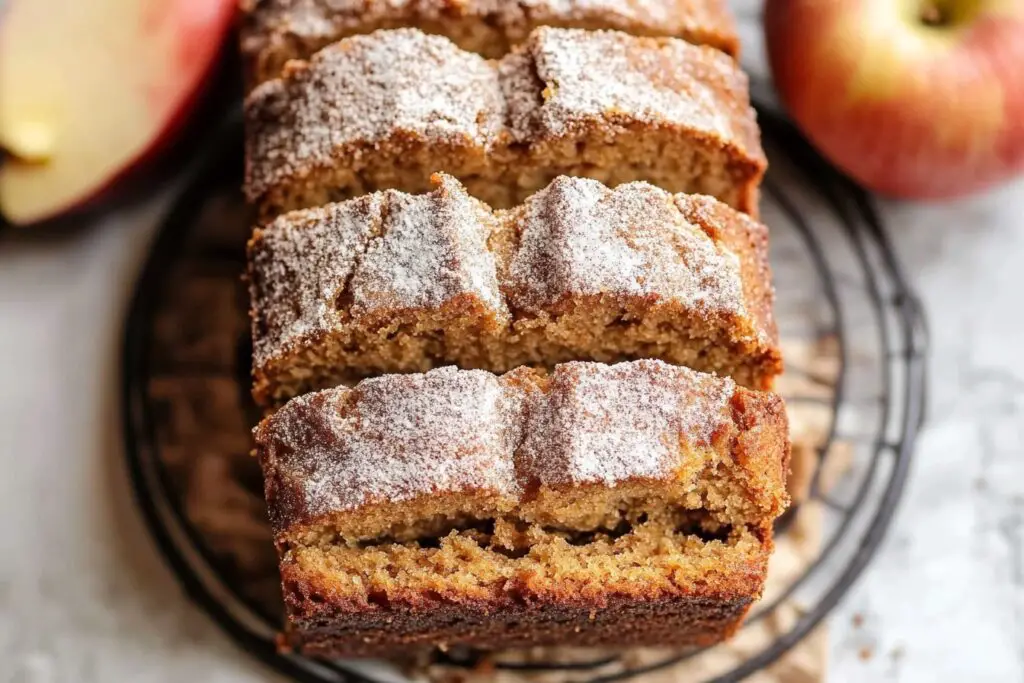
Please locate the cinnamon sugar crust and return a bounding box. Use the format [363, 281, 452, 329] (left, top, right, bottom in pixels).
[243, 27, 766, 219]
[254, 360, 790, 655]
[247, 174, 781, 406]
[240, 0, 740, 86]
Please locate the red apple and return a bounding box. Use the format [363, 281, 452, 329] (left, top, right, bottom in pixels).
[0, 0, 236, 226]
[765, 0, 1024, 199]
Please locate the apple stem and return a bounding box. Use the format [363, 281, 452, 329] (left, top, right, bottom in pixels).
[919, 3, 946, 26]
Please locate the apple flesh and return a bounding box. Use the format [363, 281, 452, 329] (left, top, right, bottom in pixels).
[0, 0, 236, 226]
[765, 0, 1024, 199]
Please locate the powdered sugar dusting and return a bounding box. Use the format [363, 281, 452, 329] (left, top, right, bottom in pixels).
[247, 0, 732, 45]
[520, 360, 733, 486]
[244, 28, 505, 199]
[244, 26, 761, 203]
[258, 367, 523, 528]
[257, 360, 738, 530]
[517, 0, 721, 30]
[241, 0, 738, 82]
[249, 194, 382, 367]
[508, 27, 741, 143]
[250, 175, 768, 378]
[349, 177, 504, 315]
[507, 177, 748, 314]
[250, 177, 510, 369]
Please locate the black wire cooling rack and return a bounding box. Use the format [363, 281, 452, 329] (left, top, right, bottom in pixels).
[121, 105, 929, 683]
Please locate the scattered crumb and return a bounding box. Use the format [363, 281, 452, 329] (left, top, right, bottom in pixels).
[858, 646, 874, 661]
[852, 613, 864, 628]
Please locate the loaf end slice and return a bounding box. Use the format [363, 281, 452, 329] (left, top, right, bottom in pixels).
[254, 360, 790, 656]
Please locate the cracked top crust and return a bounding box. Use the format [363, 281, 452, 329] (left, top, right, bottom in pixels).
[247, 174, 780, 403]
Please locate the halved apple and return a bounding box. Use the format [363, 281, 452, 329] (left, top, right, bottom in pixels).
[0, 0, 236, 225]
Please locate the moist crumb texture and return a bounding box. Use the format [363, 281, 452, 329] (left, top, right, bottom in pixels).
[254, 360, 790, 656]
[240, 0, 740, 85]
[247, 174, 781, 406]
[243, 27, 765, 220]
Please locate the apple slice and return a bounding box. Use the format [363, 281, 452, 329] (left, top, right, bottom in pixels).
[0, 0, 236, 225]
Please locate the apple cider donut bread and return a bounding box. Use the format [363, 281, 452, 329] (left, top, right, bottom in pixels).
[241, 0, 740, 85]
[243, 27, 765, 219]
[247, 174, 781, 406]
[254, 360, 790, 656]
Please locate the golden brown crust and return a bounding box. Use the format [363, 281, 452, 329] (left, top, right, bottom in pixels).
[675, 193, 780, 361]
[247, 174, 782, 406]
[240, 0, 740, 85]
[253, 360, 789, 655]
[243, 27, 766, 218]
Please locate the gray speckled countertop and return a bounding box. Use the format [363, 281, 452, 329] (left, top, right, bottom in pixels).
[828, 184, 1024, 682]
[1, 3, 1022, 681]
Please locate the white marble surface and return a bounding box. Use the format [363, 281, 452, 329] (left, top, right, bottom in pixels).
[2, 3, 1023, 682]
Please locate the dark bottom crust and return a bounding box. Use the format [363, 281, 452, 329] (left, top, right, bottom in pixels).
[286, 594, 754, 658]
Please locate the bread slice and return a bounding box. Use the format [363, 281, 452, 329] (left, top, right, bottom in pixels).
[241, 0, 740, 86]
[254, 360, 790, 656]
[247, 174, 781, 406]
[244, 27, 765, 219]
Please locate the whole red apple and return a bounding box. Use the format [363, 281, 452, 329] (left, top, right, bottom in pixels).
[0, 0, 236, 226]
[765, 0, 1024, 199]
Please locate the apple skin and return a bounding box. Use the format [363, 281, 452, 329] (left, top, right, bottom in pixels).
[765, 0, 1024, 199]
[0, 0, 238, 226]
